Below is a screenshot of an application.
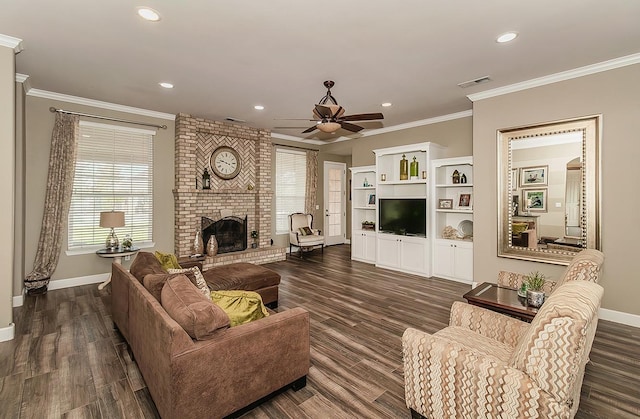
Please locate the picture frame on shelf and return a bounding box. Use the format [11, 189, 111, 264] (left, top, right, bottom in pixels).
[456, 192, 473, 210]
[368, 193, 376, 206]
[438, 198, 454, 209]
[520, 165, 548, 187]
[522, 189, 547, 212]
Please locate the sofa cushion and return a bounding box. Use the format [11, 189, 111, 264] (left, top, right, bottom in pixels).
[155, 251, 182, 270]
[203, 263, 281, 292]
[434, 326, 514, 363]
[143, 273, 179, 302]
[210, 290, 269, 327]
[168, 267, 210, 298]
[130, 251, 166, 282]
[161, 275, 230, 340]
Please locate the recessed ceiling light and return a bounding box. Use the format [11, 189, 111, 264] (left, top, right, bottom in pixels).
[254, 105, 265, 110]
[381, 102, 392, 107]
[496, 32, 518, 43]
[137, 7, 161, 22]
[159, 82, 173, 89]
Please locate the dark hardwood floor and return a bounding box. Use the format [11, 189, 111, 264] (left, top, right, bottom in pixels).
[1, 244, 638, 418]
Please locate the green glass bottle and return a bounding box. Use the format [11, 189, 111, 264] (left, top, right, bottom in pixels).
[410, 156, 419, 179]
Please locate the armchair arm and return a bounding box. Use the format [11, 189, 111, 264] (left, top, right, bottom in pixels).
[402, 327, 567, 418]
[289, 230, 301, 245]
[449, 301, 529, 347]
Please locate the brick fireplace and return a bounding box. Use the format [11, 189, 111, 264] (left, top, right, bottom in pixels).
[173, 113, 286, 268]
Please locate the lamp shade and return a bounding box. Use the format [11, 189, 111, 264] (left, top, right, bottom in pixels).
[100, 211, 125, 228]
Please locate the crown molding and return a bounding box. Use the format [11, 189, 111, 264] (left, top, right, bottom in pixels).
[270, 132, 325, 145]
[272, 109, 473, 145]
[27, 89, 176, 121]
[15, 73, 29, 83]
[16, 73, 31, 93]
[468, 52, 640, 102]
[0, 34, 23, 53]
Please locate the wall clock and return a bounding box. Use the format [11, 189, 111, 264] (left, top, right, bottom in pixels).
[210, 146, 241, 180]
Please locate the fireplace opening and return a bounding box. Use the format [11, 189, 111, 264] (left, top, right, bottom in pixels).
[201, 216, 247, 255]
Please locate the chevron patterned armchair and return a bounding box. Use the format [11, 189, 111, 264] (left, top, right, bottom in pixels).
[403, 280, 604, 419]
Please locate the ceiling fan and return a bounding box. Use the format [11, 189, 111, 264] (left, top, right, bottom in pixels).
[293, 81, 384, 134]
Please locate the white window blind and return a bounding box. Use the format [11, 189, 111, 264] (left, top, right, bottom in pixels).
[68, 121, 154, 250]
[275, 148, 307, 234]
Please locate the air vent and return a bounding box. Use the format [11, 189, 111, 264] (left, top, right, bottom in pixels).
[225, 117, 246, 123]
[457, 76, 491, 88]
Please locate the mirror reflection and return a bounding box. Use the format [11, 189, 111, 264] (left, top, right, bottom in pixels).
[498, 116, 600, 265]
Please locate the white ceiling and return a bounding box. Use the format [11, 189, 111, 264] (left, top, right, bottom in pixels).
[2, 1, 640, 142]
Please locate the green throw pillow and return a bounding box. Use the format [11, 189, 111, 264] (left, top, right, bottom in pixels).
[209, 290, 269, 327]
[154, 251, 182, 270]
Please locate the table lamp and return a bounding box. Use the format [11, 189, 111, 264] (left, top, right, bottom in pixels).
[100, 211, 125, 250]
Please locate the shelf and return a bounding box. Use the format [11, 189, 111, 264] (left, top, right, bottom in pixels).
[379, 179, 426, 185]
[436, 209, 474, 214]
[435, 183, 473, 188]
[353, 186, 376, 190]
[353, 206, 376, 210]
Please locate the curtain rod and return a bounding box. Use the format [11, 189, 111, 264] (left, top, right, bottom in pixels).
[273, 143, 319, 152]
[49, 107, 168, 130]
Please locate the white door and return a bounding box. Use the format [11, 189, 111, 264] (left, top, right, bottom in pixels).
[323, 161, 346, 246]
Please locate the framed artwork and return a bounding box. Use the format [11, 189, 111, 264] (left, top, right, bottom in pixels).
[438, 198, 453, 209]
[522, 189, 547, 212]
[368, 194, 376, 205]
[520, 165, 548, 187]
[510, 168, 519, 191]
[456, 192, 473, 210]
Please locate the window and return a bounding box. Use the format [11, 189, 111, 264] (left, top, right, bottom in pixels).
[275, 148, 307, 234]
[68, 121, 154, 251]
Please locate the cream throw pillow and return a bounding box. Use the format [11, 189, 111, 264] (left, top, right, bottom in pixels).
[168, 266, 210, 298]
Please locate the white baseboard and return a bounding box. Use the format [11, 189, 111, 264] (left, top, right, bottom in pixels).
[599, 308, 640, 328]
[12, 288, 25, 307]
[0, 323, 15, 342]
[47, 273, 110, 291]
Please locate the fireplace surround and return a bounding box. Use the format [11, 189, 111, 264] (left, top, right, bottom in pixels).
[173, 113, 286, 268]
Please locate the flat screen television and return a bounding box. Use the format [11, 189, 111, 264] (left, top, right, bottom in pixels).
[378, 198, 426, 236]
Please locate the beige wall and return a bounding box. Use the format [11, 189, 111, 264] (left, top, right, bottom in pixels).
[1, 46, 15, 329]
[22, 96, 175, 291]
[473, 64, 640, 316]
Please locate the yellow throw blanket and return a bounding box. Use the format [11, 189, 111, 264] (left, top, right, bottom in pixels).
[210, 290, 269, 327]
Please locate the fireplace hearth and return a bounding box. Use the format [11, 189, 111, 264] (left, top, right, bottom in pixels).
[202, 216, 248, 255]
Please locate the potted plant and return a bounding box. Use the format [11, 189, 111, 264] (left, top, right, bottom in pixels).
[250, 230, 259, 248]
[525, 271, 546, 308]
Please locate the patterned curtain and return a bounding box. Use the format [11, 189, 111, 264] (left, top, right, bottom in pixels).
[304, 150, 318, 214]
[25, 113, 79, 294]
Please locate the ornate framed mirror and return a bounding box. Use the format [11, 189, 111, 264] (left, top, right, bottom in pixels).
[498, 115, 601, 265]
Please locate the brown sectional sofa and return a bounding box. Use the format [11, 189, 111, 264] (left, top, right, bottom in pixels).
[111, 252, 310, 418]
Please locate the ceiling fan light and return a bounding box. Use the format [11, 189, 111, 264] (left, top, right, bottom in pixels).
[317, 122, 341, 133]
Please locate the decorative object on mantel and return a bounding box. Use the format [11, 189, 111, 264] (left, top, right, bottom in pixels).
[525, 271, 546, 308]
[251, 230, 259, 248]
[460, 173, 467, 184]
[452, 169, 460, 184]
[442, 225, 459, 240]
[207, 235, 219, 256]
[410, 156, 419, 180]
[421, 170, 427, 180]
[202, 168, 211, 190]
[400, 154, 408, 180]
[380, 173, 386, 182]
[193, 229, 204, 255]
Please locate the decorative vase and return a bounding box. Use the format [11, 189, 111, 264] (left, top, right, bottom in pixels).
[207, 235, 218, 256]
[399, 154, 408, 180]
[526, 290, 545, 308]
[410, 156, 419, 179]
[193, 230, 204, 255]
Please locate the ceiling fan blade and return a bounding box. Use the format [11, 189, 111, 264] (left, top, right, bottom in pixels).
[341, 113, 384, 122]
[340, 122, 364, 133]
[273, 118, 316, 121]
[314, 104, 333, 118]
[302, 125, 318, 134]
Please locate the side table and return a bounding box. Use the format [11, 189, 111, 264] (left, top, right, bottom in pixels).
[97, 247, 140, 290]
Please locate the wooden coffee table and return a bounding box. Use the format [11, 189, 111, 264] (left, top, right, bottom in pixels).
[463, 282, 538, 322]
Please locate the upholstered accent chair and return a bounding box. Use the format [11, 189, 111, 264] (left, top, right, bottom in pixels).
[497, 248, 604, 294]
[403, 280, 604, 419]
[289, 213, 324, 257]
